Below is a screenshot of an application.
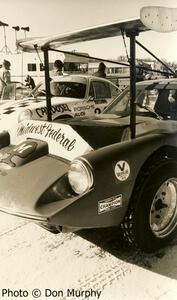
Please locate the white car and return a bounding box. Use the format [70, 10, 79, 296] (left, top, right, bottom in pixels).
[0, 74, 120, 128]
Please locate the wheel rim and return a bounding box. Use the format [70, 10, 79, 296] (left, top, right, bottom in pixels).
[150, 178, 177, 238]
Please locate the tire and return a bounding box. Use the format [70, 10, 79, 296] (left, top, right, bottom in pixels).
[121, 158, 177, 253]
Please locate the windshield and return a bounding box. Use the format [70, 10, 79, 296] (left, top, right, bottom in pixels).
[50, 81, 86, 98]
[105, 83, 177, 120]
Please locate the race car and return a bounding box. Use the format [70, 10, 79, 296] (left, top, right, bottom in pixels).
[0, 6, 176, 253]
[0, 77, 177, 253]
[0, 74, 120, 130]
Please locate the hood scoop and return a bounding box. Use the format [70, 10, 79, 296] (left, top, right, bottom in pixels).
[0, 139, 48, 168]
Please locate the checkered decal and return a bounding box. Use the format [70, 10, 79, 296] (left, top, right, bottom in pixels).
[0, 99, 44, 115]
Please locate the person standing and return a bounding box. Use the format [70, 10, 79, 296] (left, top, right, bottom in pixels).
[0, 59, 11, 97]
[93, 62, 106, 78]
[52, 60, 64, 76]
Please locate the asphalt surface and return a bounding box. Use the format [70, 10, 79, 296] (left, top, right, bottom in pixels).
[0, 213, 177, 300]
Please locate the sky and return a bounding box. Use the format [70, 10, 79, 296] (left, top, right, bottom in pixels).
[1, 0, 177, 62]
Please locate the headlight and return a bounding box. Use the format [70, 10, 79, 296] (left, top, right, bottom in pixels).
[18, 109, 32, 122]
[68, 159, 93, 195]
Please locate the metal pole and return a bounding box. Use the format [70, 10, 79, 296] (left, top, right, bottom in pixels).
[3, 26, 8, 54]
[14, 31, 18, 53]
[127, 31, 138, 139]
[49, 47, 172, 77]
[49, 47, 130, 67]
[43, 48, 52, 122]
[136, 40, 176, 77]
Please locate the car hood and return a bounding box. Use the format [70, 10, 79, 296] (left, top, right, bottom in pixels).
[57, 114, 143, 149]
[10, 119, 92, 162]
[10, 114, 162, 160]
[57, 113, 177, 149]
[7, 114, 135, 163]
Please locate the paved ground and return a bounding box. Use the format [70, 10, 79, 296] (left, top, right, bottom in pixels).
[0, 212, 177, 300]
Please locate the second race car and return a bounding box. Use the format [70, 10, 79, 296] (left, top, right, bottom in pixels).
[0, 74, 120, 130]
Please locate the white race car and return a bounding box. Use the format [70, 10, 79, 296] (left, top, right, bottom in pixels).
[0, 74, 120, 129]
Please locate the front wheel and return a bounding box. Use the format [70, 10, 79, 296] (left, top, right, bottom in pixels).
[121, 159, 177, 252]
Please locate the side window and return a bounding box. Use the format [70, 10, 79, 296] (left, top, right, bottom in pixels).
[110, 84, 119, 97]
[147, 89, 159, 108]
[136, 89, 158, 109]
[27, 63, 36, 72]
[92, 81, 111, 99]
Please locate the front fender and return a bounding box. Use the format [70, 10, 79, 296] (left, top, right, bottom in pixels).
[0, 153, 70, 219]
[45, 133, 171, 230]
[59, 132, 170, 229]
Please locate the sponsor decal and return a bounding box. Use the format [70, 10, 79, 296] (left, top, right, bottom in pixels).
[74, 104, 94, 112]
[98, 195, 122, 214]
[74, 111, 86, 117]
[17, 123, 76, 152]
[115, 160, 130, 181]
[14, 120, 92, 161]
[36, 104, 71, 118]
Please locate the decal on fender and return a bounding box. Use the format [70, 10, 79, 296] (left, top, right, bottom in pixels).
[98, 195, 122, 214]
[115, 160, 130, 181]
[13, 120, 93, 161]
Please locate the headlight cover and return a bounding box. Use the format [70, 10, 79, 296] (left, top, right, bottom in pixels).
[18, 109, 32, 122]
[68, 159, 93, 195]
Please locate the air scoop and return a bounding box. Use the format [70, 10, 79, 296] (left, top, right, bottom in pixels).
[0, 131, 10, 149]
[0, 139, 48, 168]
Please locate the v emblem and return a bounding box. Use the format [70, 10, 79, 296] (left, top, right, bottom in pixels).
[117, 162, 125, 171]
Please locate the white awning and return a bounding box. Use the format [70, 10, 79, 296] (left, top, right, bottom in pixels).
[17, 17, 148, 52]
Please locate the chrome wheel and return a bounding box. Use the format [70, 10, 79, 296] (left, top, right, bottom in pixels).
[150, 178, 177, 238]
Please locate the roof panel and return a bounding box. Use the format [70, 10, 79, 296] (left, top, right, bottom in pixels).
[17, 18, 148, 52]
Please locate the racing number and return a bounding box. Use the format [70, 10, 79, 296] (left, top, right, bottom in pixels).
[94, 108, 101, 114]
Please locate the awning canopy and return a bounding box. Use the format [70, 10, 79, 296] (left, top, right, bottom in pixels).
[17, 18, 148, 52]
